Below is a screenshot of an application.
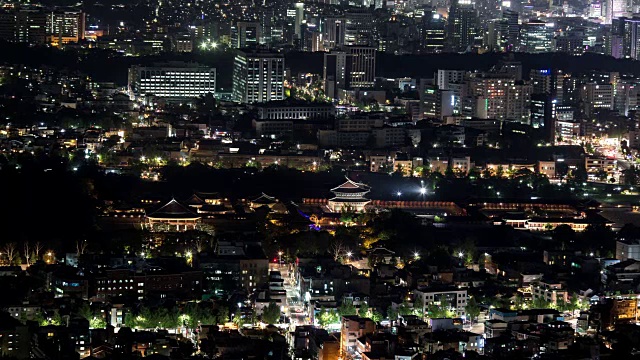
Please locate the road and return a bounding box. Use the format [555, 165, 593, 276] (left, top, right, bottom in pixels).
[272, 263, 309, 326]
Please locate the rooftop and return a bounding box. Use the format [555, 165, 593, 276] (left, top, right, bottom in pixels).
[146, 199, 200, 219]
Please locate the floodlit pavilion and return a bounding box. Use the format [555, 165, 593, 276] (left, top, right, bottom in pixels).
[145, 198, 201, 231]
[327, 177, 371, 212]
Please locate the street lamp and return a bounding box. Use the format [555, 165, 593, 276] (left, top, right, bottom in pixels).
[346, 251, 352, 258]
[458, 251, 464, 259]
[278, 251, 283, 265]
[420, 187, 427, 195]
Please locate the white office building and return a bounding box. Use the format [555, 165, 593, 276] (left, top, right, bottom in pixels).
[232, 48, 285, 104]
[128, 62, 216, 100]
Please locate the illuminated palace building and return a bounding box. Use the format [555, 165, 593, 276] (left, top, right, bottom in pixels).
[327, 178, 371, 212]
[145, 199, 201, 231]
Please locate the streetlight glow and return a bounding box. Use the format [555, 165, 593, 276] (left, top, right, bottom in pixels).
[420, 187, 426, 195]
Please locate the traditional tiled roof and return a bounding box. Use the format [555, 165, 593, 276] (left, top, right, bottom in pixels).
[252, 193, 277, 205]
[147, 199, 200, 219]
[183, 194, 206, 206]
[330, 177, 370, 193]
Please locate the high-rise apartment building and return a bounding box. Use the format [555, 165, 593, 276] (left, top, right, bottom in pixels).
[421, 11, 446, 52]
[344, 8, 374, 46]
[232, 21, 262, 49]
[323, 46, 376, 99]
[323, 51, 350, 100]
[128, 62, 216, 100]
[294, 2, 304, 39]
[347, 46, 376, 88]
[606, 0, 629, 24]
[437, 69, 466, 90]
[529, 68, 564, 98]
[468, 73, 532, 123]
[232, 48, 285, 104]
[486, 19, 508, 51]
[323, 17, 346, 49]
[0, 9, 47, 44]
[46, 10, 85, 46]
[502, 10, 519, 51]
[614, 81, 638, 116]
[420, 83, 455, 119]
[611, 17, 640, 59]
[447, 0, 478, 52]
[530, 94, 557, 142]
[580, 83, 614, 116]
[520, 19, 553, 53]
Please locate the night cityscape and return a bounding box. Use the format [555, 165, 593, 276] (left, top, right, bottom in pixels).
[1, 0, 640, 359]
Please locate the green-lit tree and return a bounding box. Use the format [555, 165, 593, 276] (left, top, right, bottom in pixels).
[513, 294, 526, 310]
[338, 299, 357, 317]
[555, 298, 569, 312]
[387, 305, 399, 321]
[531, 297, 552, 309]
[413, 296, 424, 318]
[426, 296, 455, 319]
[465, 296, 480, 323]
[90, 316, 107, 329]
[262, 301, 281, 324]
[77, 303, 93, 321]
[317, 307, 339, 327]
[398, 299, 413, 316]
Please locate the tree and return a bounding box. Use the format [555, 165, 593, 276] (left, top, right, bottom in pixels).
[90, 316, 107, 329]
[369, 309, 383, 323]
[262, 301, 281, 324]
[216, 306, 230, 324]
[531, 297, 552, 309]
[623, 167, 640, 185]
[555, 297, 569, 312]
[77, 303, 93, 321]
[387, 305, 399, 321]
[195, 238, 207, 253]
[465, 296, 480, 323]
[37, 310, 63, 326]
[76, 240, 88, 256]
[317, 307, 339, 327]
[338, 299, 357, 317]
[426, 296, 455, 319]
[398, 299, 413, 316]
[340, 208, 357, 226]
[23, 242, 31, 266]
[513, 294, 526, 310]
[3, 243, 18, 265]
[413, 296, 424, 318]
[33, 241, 44, 262]
[568, 293, 580, 312]
[329, 239, 344, 262]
